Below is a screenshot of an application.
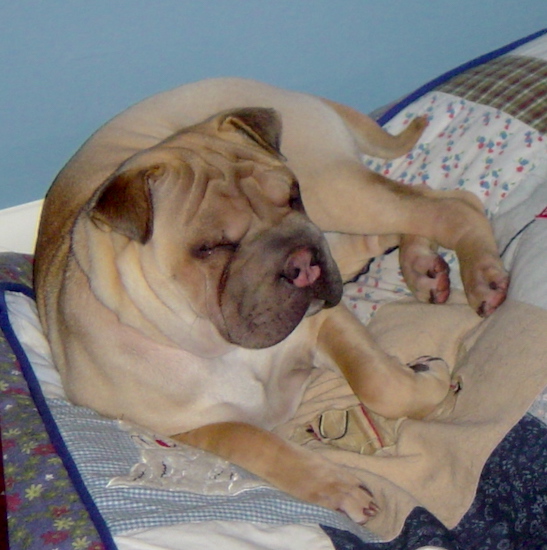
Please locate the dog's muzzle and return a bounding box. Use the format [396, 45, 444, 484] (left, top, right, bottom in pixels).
[216, 221, 343, 349]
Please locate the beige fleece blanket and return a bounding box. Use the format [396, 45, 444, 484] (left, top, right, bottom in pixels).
[275, 292, 547, 540]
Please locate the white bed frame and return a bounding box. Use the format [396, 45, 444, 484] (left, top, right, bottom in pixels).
[0, 200, 43, 254]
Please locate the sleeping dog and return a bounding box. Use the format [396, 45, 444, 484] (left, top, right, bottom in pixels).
[34, 78, 508, 524]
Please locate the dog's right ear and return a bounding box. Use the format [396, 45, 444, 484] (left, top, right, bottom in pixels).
[218, 108, 285, 160]
[87, 164, 165, 244]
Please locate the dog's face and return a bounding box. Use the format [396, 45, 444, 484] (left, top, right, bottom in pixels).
[79, 108, 343, 350]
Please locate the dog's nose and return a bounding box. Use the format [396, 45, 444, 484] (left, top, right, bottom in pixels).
[283, 248, 321, 288]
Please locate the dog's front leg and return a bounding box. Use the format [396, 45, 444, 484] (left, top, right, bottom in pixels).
[172, 422, 378, 524]
[313, 304, 451, 419]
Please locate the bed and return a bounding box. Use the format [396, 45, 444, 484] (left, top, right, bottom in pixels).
[1, 28, 546, 550]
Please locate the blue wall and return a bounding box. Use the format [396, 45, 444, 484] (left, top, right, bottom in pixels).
[2, 1, 546, 209]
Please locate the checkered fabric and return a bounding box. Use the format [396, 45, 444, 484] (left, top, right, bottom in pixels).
[438, 55, 547, 133]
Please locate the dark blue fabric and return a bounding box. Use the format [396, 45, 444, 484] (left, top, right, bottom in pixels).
[322, 414, 547, 550]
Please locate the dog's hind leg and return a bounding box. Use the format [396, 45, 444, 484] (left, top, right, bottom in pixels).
[314, 105, 460, 304]
[301, 163, 508, 316]
[171, 421, 379, 524]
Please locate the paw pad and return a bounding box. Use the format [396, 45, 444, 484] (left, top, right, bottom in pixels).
[407, 355, 446, 373]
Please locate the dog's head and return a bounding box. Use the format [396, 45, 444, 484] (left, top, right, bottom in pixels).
[77, 107, 343, 350]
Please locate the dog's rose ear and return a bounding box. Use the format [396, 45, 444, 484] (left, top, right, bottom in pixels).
[218, 108, 285, 159]
[88, 164, 165, 244]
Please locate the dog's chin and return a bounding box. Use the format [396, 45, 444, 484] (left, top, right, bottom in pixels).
[225, 327, 299, 350]
[217, 289, 340, 349]
[216, 292, 314, 350]
[216, 269, 343, 349]
[305, 299, 327, 317]
[220, 314, 305, 350]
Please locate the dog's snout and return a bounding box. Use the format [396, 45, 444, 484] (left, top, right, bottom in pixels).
[218, 223, 343, 348]
[283, 248, 321, 288]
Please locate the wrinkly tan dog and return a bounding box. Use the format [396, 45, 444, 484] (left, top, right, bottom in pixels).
[34, 77, 508, 524]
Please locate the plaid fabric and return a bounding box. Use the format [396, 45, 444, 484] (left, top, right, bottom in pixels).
[438, 54, 547, 134]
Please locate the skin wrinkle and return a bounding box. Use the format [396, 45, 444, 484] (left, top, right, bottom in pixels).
[115, 246, 182, 347]
[216, 251, 237, 343]
[106, 228, 226, 354]
[140, 257, 186, 326]
[179, 133, 290, 217]
[178, 163, 212, 226]
[180, 144, 262, 199]
[181, 130, 283, 167]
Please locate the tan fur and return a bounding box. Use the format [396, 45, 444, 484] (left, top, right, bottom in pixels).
[34, 77, 508, 524]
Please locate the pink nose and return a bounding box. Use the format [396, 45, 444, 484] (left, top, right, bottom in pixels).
[284, 248, 321, 288]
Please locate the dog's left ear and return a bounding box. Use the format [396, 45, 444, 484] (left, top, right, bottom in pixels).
[218, 108, 285, 160]
[87, 164, 165, 244]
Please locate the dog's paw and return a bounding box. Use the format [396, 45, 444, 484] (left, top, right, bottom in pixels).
[462, 257, 509, 317]
[307, 468, 379, 525]
[400, 238, 450, 304]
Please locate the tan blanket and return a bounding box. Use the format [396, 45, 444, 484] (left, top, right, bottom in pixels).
[275, 292, 547, 540]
